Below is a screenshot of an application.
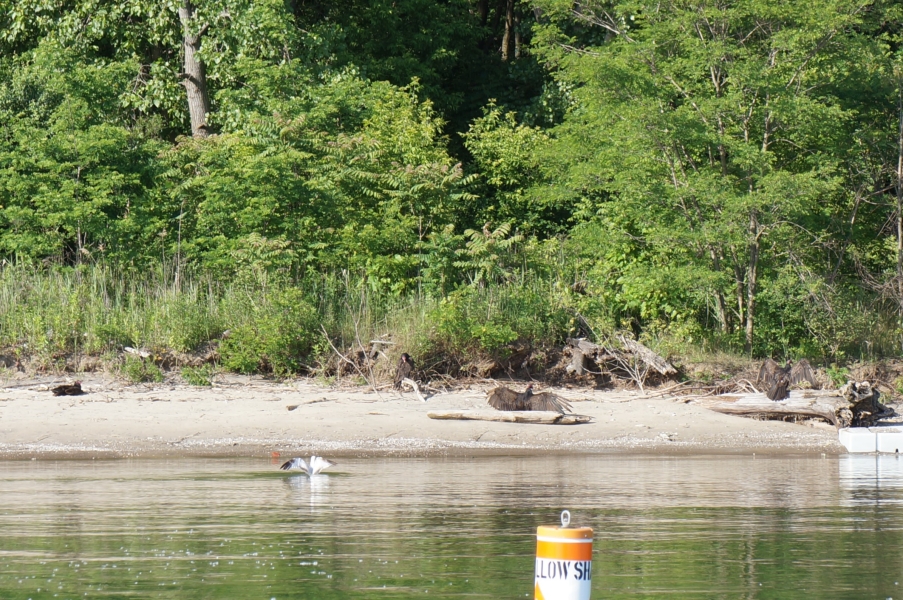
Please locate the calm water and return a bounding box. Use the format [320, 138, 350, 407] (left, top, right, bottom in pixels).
[1, 454, 902, 599]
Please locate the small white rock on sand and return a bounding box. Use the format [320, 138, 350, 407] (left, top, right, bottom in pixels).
[0, 375, 843, 459]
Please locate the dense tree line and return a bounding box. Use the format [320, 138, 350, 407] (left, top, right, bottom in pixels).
[3, 0, 903, 365]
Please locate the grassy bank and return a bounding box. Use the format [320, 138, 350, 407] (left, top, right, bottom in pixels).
[0, 264, 574, 381]
[0, 263, 898, 385]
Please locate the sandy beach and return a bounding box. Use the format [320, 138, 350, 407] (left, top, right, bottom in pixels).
[0, 373, 848, 459]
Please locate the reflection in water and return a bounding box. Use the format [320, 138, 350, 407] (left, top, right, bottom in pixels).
[839, 453, 903, 505]
[284, 473, 331, 508]
[0, 455, 902, 599]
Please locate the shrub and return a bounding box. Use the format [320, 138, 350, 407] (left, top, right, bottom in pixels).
[219, 288, 319, 376]
[826, 364, 851, 387]
[92, 322, 134, 352]
[123, 356, 164, 383]
[429, 285, 569, 356]
[181, 364, 215, 386]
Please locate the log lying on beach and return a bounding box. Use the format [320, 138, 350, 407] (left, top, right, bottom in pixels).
[687, 386, 896, 428]
[427, 410, 592, 425]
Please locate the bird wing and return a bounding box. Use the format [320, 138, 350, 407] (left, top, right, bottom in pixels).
[280, 458, 310, 474]
[528, 392, 572, 414]
[757, 358, 780, 384]
[487, 387, 519, 411]
[790, 359, 816, 386]
[309, 456, 336, 475]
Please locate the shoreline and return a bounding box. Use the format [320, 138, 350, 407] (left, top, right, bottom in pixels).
[0, 374, 845, 459]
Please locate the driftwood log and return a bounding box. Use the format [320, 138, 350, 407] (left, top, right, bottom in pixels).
[399, 377, 427, 402]
[565, 337, 676, 378]
[615, 335, 678, 376]
[687, 383, 896, 428]
[427, 410, 592, 425]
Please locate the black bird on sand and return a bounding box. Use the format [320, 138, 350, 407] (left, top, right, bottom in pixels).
[394, 353, 414, 389]
[757, 359, 817, 401]
[487, 384, 573, 414]
[51, 381, 85, 396]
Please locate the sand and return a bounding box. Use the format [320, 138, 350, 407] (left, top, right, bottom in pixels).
[0, 374, 845, 459]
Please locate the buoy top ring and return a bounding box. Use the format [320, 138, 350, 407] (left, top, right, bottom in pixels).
[560, 510, 571, 528]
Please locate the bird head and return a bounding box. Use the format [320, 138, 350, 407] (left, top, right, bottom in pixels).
[401, 353, 410, 363]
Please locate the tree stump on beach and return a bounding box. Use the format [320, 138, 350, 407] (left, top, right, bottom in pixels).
[836, 381, 896, 428]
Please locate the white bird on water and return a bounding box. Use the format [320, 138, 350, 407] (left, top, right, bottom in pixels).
[279, 456, 336, 476]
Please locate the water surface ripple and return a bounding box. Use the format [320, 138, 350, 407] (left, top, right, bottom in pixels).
[1, 455, 902, 598]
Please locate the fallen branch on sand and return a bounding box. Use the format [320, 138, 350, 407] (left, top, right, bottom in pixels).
[319, 325, 383, 399]
[427, 410, 593, 424]
[286, 398, 333, 411]
[400, 377, 426, 402]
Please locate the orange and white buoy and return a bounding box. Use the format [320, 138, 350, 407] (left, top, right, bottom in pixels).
[534, 511, 593, 600]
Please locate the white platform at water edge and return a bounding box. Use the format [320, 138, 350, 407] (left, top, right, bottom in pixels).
[839, 425, 903, 453]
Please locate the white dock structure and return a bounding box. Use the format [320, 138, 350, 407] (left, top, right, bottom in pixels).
[839, 426, 903, 453]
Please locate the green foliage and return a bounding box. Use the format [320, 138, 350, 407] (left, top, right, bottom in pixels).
[429, 282, 570, 356]
[181, 364, 215, 387]
[154, 75, 474, 291]
[827, 364, 851, 388]
[463, 106, 565, 235]
[219, 288, 319, 376]
[123, 356, 164, 383]
[526, 0, 900, 355]
[454, 223, 524, 287]
[4, 0, 903, 366]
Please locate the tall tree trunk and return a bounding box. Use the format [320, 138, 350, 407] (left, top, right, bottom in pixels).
[178, 1, 210, 139]
[501, 0, 515, 61]
[745, 213, 760, 355]
[896, 77, 903, 327]
[730, 247, 744, 331]
[514, 13, 521, 58]
[478, 0, 489, 26]
[709, 245, 731, 333]
[490, 0, 504, 38]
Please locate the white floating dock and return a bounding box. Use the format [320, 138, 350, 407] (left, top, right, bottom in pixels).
[839, 426, 903, 453]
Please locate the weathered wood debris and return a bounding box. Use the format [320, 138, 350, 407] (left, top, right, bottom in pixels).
[836, 380, 896, 427]
[565, 336, 677, 384]
[686, 380, 896, 428]
[427, 410, 592, 425]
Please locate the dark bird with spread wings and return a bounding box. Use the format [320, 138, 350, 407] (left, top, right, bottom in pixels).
[487, 384, 573, 414]
[393, 353, 414, 389]
[51, 381, 85, 396]
[757, 359, 817, 401]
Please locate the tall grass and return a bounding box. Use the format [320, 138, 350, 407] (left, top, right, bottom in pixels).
[3, 259, 895, 377]
[0, 266, 222, 358]
[0, 264, 574, 375]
